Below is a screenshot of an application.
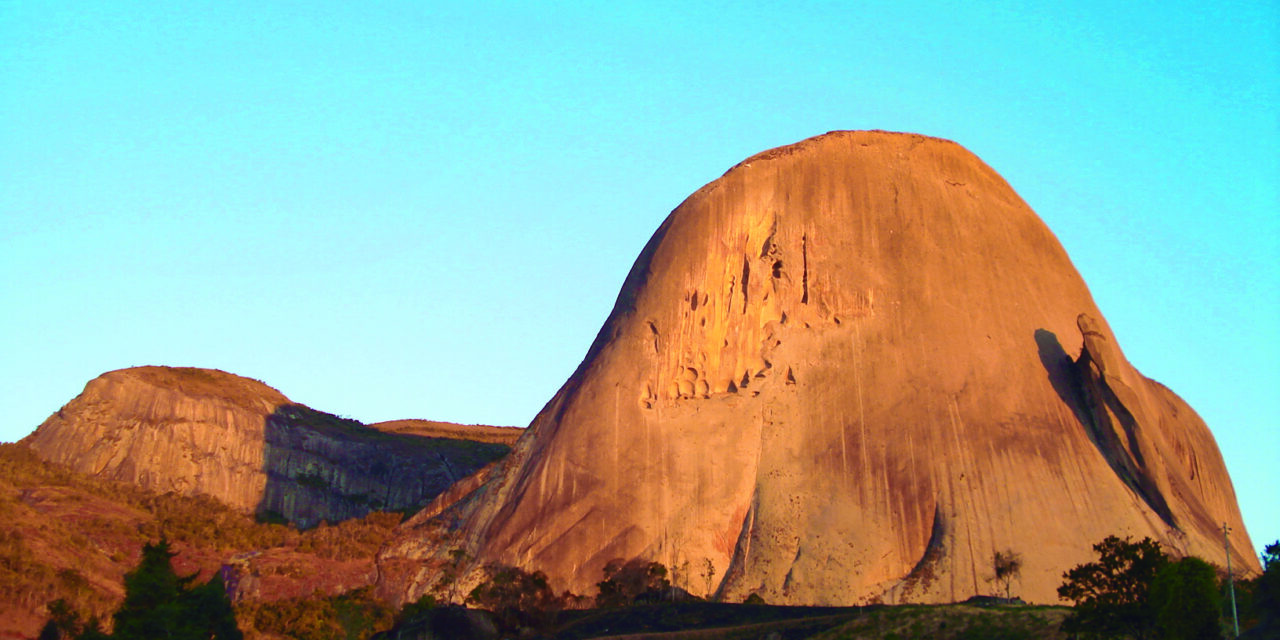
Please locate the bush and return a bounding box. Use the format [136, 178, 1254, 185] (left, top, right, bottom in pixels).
[235, 588, 392, 640]
[595, 559, 671, 608]
[1150, 557, 1221, 640]
[466, 564, 566, 633]
[1058, 535, 1168, 639]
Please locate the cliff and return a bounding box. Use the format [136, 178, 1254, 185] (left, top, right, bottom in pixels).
[381, 130, 1258, 605]
[23, 366, 511, 528]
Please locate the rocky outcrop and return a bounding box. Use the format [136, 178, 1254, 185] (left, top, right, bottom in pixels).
[382, 131, 1258, 606]
[24, 367, 511, 528]
[258, 406, 511, 528]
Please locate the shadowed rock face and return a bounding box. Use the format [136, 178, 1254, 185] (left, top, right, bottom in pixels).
[386, 131, 1257, 605]
[24, 366, 511, 528]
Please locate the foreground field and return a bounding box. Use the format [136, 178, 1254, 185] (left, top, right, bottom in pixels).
[379, 601, 1071, 640]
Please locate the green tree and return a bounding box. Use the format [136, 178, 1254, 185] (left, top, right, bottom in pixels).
[1258, 542, 1280, 616]
[595, 559, 672, 608]
[1150, 557, 1221, 640]
[183, 573, 242, 640]
[466, 564, 563, 633]
[38, 599, 81, 640]
[1240, 540, 1280, 637]
[1058, 535, 1169, 639]
[112, 539, 191, 639]
[106, 539, 243, 640]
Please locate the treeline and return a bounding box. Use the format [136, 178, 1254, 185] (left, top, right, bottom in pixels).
[1057, 535, 1278, 639]
[41, 540, 240, 640]
[396, 536, 1280, 639]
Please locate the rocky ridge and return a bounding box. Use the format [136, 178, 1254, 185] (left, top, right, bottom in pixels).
[23, 366, 512, 528]
[369, 419, 523, 446]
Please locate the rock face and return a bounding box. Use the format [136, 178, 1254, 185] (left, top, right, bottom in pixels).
[24, 366, 511, 528]
[385, 131, 1258, 605]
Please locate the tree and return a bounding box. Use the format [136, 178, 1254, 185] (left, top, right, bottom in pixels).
[106, 539, 242, 640]
[1258, 541, 1280, 618]
[595, 559, 672, 608]
[1239, 540, 1280, 637]
[465, 564, 564, 633]
[1058, 535, 1169, 639]
[1150, 557, 1222, 640]
[112, 539, 192, 639]
[182, 573, 242, 640]
[701, 558, 716, 600]
[993, 550, 1022, 599]
[38, 599, 82, 640]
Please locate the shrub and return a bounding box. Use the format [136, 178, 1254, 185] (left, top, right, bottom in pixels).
[595, 559, 671, 608]
[1150, 557, 1221, 640]
[466, 564, 566, 633]
[1058, 535, 1168, 639]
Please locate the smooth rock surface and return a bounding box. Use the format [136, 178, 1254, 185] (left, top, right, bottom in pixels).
[384, 131, 1258, 605]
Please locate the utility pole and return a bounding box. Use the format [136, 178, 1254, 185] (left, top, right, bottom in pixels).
[1224, 522, 1240, 638]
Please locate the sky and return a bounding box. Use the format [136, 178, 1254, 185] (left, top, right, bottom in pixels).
[1, 1, 1276, 556]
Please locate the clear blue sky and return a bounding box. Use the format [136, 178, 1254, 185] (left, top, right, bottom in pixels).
[2, 2, 1276, 556]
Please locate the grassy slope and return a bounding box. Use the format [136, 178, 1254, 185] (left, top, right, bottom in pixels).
[0, 443, 401, 639]
[443, 602, 1070, 640]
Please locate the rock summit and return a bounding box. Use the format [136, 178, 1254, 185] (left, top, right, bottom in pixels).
[388, 131, 1257, 605]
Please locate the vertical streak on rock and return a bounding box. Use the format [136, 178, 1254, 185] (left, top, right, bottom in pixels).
[801, 234, 809, 304]
[946, 397, 979, 598]
[855, 324, 869, 489]
[613, 384, 620, 505]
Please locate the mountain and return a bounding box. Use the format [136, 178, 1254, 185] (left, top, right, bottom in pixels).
[382, 130, 1258, 606]
[23, 366, 512, 528]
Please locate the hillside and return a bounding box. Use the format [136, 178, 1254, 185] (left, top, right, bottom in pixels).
[0, 443, 410, 639]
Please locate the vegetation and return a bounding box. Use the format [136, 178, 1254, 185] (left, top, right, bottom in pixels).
[813, 604, 1072, 640]
[1149, 556, 1221, 640]
[1057, 535, 1169, 639]
[40, 539, 241, 640]
[235, 588, 393, 640]
[595, 558, 674, 607]
[111, 540, 241, 640]
[12, 434, 1274, 640]
[1258, 541, 1280, 630]
[0, 443, 405, 638]
[465, 564, 566, 632]
[1229, 539, 1280, 635]
[1054, 535, 1280, 639]
[993, 550, 1023, 599]
[701, 557, 717, 599]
